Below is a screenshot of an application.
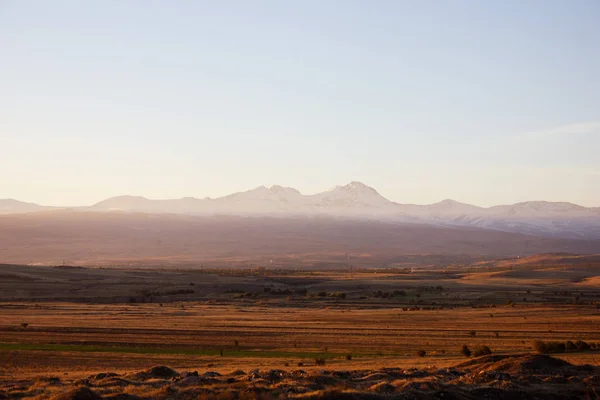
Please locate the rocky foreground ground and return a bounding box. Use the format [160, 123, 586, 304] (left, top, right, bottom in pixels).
[2, 354, 599, 400]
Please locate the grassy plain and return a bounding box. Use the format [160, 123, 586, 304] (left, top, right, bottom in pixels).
[1, 253, 600, 398]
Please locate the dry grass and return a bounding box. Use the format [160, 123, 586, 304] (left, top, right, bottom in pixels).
[1, 257, 600, 398]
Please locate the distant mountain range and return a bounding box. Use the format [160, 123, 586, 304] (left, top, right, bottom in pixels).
[3, 181, 600, 240]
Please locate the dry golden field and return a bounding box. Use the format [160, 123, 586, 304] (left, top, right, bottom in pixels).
[1, 253, 600, 398]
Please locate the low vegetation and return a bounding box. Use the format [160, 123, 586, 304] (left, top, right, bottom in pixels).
[461, 344, 472, 357]
[532, 339, 595, 354]
[472, 345, 493, 357]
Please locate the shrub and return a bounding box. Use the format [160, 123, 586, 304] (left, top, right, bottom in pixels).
[345, 354, 352, 360]
[315, 358, 326, 366]
[468, 330, 476, 337]
[533, 340, 546, 353]
[461, 345, 471, 357]
[416, 350, 426, 357]
[21, 323, 28, 329]
[473, 345, 492, 357]
[546, 342, 565, 353]
[575, 340, 591, 351]
[533, 340, 567, 354]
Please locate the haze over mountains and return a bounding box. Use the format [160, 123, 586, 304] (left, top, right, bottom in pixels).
[2, 181, 600, 240]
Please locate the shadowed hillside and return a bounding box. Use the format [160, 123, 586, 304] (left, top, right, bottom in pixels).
[0, 211, 599, 266]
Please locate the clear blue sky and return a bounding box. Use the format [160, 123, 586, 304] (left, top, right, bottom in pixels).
[2, 0, 599, 206]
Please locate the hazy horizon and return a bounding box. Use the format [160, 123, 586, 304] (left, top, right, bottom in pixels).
[2, 1, 599, 207]
[3, 180, 600, 209]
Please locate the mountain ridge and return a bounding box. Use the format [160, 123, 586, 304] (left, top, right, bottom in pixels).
[2, 182, 600, 240]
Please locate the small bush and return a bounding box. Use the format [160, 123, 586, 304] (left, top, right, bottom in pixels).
[416, 350, 426, 357]
[21, 323, 28, 329]
[533, 340, 546, 353]
[315, 358, 326, 366]
[468, 330, 476, 337]
[473, 345, 492, 357]
[345, 354, 352, 360]
[461, 345, 471, 357]
[533, 340, 568, 354]
[575, 340, 591, 351]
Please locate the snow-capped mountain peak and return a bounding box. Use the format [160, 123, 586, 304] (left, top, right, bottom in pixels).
[310, 181, 392, 208]
[338, 181, 381, 195]
[7, 183, 600, 240]
[269, 185, 301, 195]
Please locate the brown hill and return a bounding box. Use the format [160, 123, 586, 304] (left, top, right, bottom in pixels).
[0, 211, 599, 266]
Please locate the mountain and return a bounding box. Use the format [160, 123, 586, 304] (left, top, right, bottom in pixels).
[0, 199, 47, 214]
[4, 182, 600, 240]
[488, 201, 592, 218]
[90, 182, 394, 215]
[309, 181, 393, 209]
[216, 185, 303, 213]
[405, 199, 486, 217]
[90, 195, 210, 214]
[91, 195, 153, 211]
[303, 181, 395, 217]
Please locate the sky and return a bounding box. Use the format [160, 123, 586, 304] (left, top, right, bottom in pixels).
[2, 0, 600, 207]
